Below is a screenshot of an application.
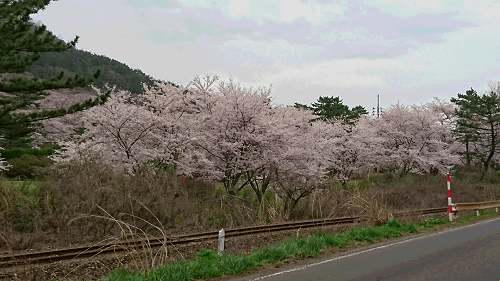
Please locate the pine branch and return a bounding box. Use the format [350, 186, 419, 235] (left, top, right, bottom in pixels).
[0, 70, 100, 93]
[0, 90, 111, 130]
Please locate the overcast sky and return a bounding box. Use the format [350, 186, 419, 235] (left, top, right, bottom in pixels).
[33, 0, 500, 111]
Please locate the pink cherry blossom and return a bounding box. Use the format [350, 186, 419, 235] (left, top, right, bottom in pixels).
[372, 103, 460, 176]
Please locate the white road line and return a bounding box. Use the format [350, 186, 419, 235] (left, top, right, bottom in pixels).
[250, 217, 500, 280]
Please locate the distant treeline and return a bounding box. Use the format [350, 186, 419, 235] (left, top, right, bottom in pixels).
[28, 48, 156, 94]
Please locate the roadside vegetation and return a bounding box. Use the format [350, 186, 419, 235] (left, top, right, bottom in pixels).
[1, 163, 499, 251]
[98, 217, 463, 281]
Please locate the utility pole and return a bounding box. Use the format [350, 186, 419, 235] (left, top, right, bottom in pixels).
[376, 94, 380, 176]
[377, 94, 380, 118]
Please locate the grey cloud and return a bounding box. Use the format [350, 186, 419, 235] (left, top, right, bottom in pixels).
[135, 1, 476, 63]
[400, 25, 453, 35]
[344, 52, 395, 59]
[140, 6, 254, 43]
[123, 0, 179, 9]
[146, 29, 189, 44]
[318, 5, 476, 59]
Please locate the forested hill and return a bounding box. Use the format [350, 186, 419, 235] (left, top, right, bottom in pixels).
[27, 48, 156, 94]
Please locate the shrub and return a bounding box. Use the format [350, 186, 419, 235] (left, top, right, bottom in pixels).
[0, 147, 55, 160]
[3, 154, 52, 178]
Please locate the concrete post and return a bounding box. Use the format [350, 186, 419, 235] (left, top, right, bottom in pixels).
[218, 228, 225, 256]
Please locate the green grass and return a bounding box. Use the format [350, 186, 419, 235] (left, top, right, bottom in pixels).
[100, 217, 452, 281]
[454, 209, 495, 223]
[10, 180, 36, 187]
[101, 250, 259, 281]
[345, 220, 418, 242]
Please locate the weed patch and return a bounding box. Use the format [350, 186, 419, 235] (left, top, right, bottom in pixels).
[417, 217, 446, 228]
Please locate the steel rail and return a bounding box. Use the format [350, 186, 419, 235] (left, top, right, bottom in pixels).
[0, 216, 358, 268]
[0, 207, 447, 268]
[394, 207, 448, 216]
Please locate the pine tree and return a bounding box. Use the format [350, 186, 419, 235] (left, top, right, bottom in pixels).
[451, 88, 500, 180]
[309, 96, 368, 124]
[0, 0, 106, 149]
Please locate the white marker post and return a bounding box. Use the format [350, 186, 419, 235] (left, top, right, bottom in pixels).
[218, 228, 225, 256]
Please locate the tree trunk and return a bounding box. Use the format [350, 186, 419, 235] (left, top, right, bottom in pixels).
[480, 123, 496, 181]
[169, 153, 179, 228]
[465, 139, 471, 165]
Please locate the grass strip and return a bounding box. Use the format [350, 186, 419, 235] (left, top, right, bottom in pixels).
[454, 209, 495, 222]
[100, 217, 450, 281]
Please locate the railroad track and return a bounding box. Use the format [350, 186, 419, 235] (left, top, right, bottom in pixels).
[0, 207, 446, 269]
[395, 207, 448, 216]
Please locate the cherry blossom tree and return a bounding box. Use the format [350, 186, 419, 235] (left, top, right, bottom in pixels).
[52, 89, 158, 172]
[141, 79, 205, 191]
[324, 117, 384, 187]
[427, 97, 457, 127]
[188, 79, 328, 207]
[247, 105, 321, 204]
[426, 97, 463, 162]
[270, 117, 329, 218]
[188, 77, 277, 196]
[373, 103, 460, 176]
[32, 111, 86, 146]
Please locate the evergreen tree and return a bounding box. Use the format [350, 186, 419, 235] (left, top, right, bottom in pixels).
[451, 88, 500, 180]
[0, 0, 106, 150]
[309, 96, 368, 124]
[350, 105, 369, 120]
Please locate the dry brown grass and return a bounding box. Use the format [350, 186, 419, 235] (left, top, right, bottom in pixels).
[1, 162, 500, 253]
[67, 202, 169, 273]
[305, 171, 500, 224]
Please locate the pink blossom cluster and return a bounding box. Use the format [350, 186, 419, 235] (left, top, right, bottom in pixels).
[0, 147, 10, 171]
[48, 75, 461, 197]
[371, 102, 460, 176]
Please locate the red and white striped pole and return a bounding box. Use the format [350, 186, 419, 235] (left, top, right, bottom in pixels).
[447, 172, 453, 222]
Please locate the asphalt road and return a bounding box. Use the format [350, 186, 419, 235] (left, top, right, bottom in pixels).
[234, 217, 500, 281]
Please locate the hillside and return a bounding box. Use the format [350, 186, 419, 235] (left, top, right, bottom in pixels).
[0, 48, 158, 152]
[27, 48, 156, 94]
